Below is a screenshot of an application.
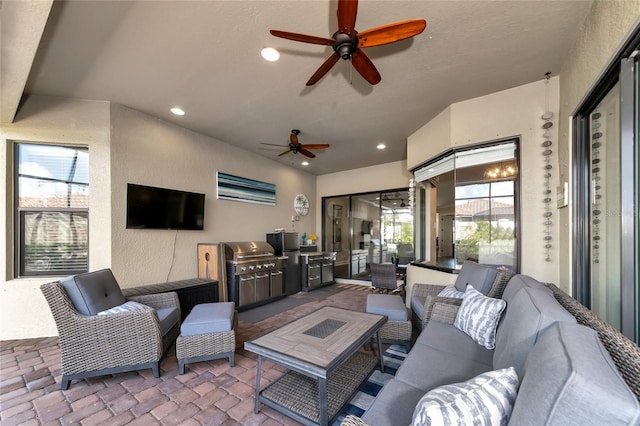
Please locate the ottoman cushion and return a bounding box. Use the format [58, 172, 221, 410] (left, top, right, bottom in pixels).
[367, 294, 408, 321]
[181, 302, 235, 336]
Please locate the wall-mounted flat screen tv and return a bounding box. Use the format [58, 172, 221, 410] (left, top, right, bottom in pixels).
[126, 183, 205, 230]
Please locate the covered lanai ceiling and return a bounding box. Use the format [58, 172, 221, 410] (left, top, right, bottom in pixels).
[2, 0, 593, 175]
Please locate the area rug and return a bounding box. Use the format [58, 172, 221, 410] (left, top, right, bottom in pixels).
[332, 344, 408, 425]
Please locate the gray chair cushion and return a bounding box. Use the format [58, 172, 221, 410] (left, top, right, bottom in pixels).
[493, 286, 575, 376]
[180, 302, 235, 336]
[60, 269, 126, 316]
[411, 295, 427, 321]
[453, 261, 498, 295]
[366, 294, 408, 321]
[362, 379, 426, 426]
[156, 307, 181, 336]
[509, 322, 640, 425]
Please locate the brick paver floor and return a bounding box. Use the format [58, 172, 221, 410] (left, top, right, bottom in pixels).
[0, 283, 373, 425]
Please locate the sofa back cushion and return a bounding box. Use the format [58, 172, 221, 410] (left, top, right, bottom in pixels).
[60, 269, 126, 316]
[501, 273, 550, 302]
[509, 322, 640, 425]
[454, 261, 499, 295]
[494, 286, 575, 376]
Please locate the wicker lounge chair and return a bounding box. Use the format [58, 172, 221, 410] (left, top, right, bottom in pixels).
[41, 269, 180, 390]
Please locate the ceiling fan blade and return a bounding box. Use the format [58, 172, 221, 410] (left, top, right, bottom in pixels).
[351, 50, 381, 85]
[302, 144, 330, 150]
[261, 142, 288, 147]
[290, 132, 299, 145]
[278, 149, 292, 157]
[299, 149, 316, 158]
[270, 30, 335, 46]
[306, 53, 340, 86]
[357, 19, 427, 48]
[337, 0, 358, 36]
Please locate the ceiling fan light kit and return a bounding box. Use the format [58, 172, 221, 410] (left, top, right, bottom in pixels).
[270, 0, 426, 86]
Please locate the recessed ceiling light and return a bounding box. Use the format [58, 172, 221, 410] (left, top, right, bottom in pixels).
[261, 47, 280, 62]
[301, 161, 309, 166]
[170, 107, 185, 116]
[377, 143, 386, 150]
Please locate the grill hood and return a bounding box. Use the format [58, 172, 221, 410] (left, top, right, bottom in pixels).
[221, 241, 275, 261]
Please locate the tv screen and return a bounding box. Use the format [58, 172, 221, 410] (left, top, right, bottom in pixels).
[126, 184, 205, 230]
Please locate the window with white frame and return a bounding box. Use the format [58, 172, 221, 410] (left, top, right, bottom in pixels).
[15, 143, 89, 277]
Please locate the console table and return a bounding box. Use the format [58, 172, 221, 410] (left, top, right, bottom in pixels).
[122, 278, 218, 320]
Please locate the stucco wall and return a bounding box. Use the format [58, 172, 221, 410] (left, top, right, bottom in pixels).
[109, 104, 316, 287]
[407, 78, 561, 285]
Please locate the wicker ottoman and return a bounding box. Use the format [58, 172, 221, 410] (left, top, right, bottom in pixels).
[176, 302, 237, 374]
[366, 294, 412, 350]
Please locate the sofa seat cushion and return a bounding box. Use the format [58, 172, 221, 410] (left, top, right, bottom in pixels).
[156, 307, 180, 336]
[60, 268, 127, 316]
[509, 322, 640, 425]
[395, 342, 493, 391]
[362, 379, 427, 426]
[366, 294, 408, 321]
[453, 261, 498, 295]
[411, 367, 519, 426]
[416, 320, 494, 366]
[493, 286, 576, 376]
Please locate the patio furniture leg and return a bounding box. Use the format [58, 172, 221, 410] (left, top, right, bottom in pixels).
[318, 376, 328, 426]
[376, 330, 385, 372]
[254, 356, 262, 414]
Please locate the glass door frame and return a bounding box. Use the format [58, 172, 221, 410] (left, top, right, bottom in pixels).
[571, 26, 639, 341]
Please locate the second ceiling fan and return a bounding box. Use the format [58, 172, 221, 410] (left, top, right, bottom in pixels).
[261, 129, 330, 158]
[270, 0, 427, 86]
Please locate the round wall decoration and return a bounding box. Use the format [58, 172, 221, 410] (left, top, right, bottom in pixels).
[294, 194, 310, 216]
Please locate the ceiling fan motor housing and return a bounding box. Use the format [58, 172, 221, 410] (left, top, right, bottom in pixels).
[332, 32, 359, 59]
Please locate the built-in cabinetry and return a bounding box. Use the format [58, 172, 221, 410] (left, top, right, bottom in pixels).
[301, 252, 336, 291]
[351, 249, 368, 276]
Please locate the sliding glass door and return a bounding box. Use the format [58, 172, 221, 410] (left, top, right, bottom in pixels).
[322, 189, 414, 280]
[573, 31, 639, 342]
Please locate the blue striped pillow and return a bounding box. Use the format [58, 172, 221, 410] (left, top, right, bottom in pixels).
[438, 285, 465, 298]
[411, 367, 519, 426]
[454, 285, 506, 349]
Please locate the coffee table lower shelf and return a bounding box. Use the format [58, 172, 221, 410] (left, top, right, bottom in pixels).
[259, 352, 378, 425]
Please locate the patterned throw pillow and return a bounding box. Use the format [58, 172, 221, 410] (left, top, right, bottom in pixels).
[97, 301, 149, 315]
[411, 367, 519, 426]
[438, 285, 465, 298]
[454, 285, 506, 349]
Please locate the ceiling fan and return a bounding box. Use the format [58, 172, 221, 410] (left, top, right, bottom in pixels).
[261, 129, 330, 158]
[270, 0, 426, 86]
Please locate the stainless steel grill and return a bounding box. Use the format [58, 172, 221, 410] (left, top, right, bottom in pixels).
[221, 241, 283, 310]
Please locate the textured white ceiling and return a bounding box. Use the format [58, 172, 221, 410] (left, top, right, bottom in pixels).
[12, 0, 593, 175]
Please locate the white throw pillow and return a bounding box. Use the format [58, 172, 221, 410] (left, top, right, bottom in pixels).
[411, 367, 519, 426]
[438, 285, 465, 298]
[97, 301, 149, 315]
[454, 285, 506, 349]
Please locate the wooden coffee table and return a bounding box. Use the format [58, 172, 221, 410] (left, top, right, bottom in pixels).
[244, 306, 387, 426]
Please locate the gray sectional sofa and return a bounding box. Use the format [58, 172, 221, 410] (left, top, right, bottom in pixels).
[343, 265, 640, 425]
